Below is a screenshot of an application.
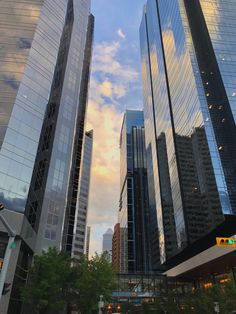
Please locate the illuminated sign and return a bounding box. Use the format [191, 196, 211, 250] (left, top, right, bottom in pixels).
[216, 237, 236, 247]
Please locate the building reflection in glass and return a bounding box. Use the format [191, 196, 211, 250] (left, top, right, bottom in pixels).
[140, 0, 236, 266]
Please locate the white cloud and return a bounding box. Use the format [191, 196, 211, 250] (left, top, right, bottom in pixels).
[98, 79, 127, 99]
[86, 40, 141, 255]
[99, 80, 113, 97]
[86, 99, 122, 254]
[117, 28, 126, 39]
[92, 41, 139, 82]
[113, 85, 126, 98]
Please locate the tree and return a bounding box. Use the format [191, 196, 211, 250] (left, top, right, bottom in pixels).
[21, 247, 78, 314]
[75, 252, 116, 314]
[21, 249, 116, 314]
[162, 278, 236, 314]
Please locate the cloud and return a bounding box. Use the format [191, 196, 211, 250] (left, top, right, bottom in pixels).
[89, 41, 139, 109]
[86, 39, 140, 254]
[92, 41, 139, 82]
[113, 85, 126, 98]
[117, 28, 126, 39]
[86, 99, 122, 254]
[99, 80, 113, 97]
[98, 79, 126, 99]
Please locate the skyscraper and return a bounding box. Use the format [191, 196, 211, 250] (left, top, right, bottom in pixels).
[119, 110, 151, 273]
[140, 0, 236, 276]
[71, 130, 93, 260]
[102, 228, 113, 261]
[0, 1, 93, 312]
[85, 226, 91, 258]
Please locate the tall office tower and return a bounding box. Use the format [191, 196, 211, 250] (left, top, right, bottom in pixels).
[71, 130, 93, 260]
[102, 228, 113, 261]
[112, 223, 121, 272]
[119, 110, 151, 273]
[62, 15, 94, 256]
[0, 1, 93, 312]
[140, 0, 236, 277]
[85, 226, 91, 258]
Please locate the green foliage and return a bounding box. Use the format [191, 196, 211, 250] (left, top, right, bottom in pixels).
[75, 252, 116, 314]
[157, 278, 236, 314]
[181, 281, 236, 314]
[21, 247, 77, 314]
[21, 248, 116, 314]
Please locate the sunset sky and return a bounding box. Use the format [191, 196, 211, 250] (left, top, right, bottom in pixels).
[86, 0, 146, 255]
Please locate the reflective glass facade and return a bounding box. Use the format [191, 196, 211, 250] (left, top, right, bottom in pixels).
[32, 1, 92, 254]
[103, 228, 113, 253]
[0, 0, 43, 146]
[119, 110, 151, 272]
[199, 0, 236, 123]
[0, 1, 93, 311]
[0, 0, 66, 213]
[62, 14, 94, 255]
[72, 130, 93, 259]
[140, 0, 236, 265]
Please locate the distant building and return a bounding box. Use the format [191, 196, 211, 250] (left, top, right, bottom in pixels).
[119, 110, 151, 273]
[103, 228, 113, 261]
[85, 226, 91, 258]
[112, 223, 120, 272]
[71, 130, 93, 260]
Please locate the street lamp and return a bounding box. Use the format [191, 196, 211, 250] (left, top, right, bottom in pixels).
[98, 294, 104, 314]
[0, 204, 16, 299]
[214, 302, 220, 313]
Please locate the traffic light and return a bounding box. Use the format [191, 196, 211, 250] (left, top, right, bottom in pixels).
[0, 203, 4, 211]
[2, 283, 11, 295]
[216, 237, 236, 247]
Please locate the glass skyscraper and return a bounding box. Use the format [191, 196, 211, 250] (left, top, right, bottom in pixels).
[0, 1, 93, 312]
[140, 0, 236, 268]
[71, 130, 93, 260]
[103, 228, 113, 262]
[119, 110, 151, 272]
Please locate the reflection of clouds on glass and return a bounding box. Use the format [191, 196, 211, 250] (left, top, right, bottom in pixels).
[3, 75, 19, 90]
[0, 192, 26, 213]
[0, 1, 43, 146]
[200, 0, 236, 124]
[0, 0, 67, 218]
[199, 1, 219, 25]
[162, 28, 204, 135]
[18, 38, 32, 49]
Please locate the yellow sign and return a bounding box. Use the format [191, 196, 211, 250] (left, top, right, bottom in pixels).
[216, 237, 236, 247]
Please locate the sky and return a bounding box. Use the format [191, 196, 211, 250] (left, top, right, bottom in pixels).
[86, 0, 146, 255]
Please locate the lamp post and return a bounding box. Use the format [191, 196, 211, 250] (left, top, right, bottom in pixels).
[98, 294, 104, 314]
[214, 302, 220, 313]
[0, 204, 16, 299]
